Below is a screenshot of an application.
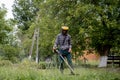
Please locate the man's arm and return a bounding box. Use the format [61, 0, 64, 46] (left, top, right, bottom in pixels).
[53, 35, 59, 50]
[68, 35, 72, 52]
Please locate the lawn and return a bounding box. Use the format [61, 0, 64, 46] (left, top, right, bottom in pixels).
[0, 60, 120, 80]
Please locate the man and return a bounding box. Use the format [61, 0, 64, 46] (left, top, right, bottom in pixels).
[53, 26, 73, 74]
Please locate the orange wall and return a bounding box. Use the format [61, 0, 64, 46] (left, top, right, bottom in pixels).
[79, 53, 100, 61]
[74, 50, 100, 61]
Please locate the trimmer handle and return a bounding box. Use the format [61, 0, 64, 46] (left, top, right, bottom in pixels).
[54, 49, 60, 55]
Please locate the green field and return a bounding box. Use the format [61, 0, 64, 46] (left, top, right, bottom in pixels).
[0, 60, 120, 80]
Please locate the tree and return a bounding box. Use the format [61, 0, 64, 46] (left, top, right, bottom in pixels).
[0, 5, 21, 63]
[12, 0, 120, 65]
[12, 0, 38, 30]
[0, 6, 11, 44]
[79, 0, 120, 67]
[36, 0, 120, 65]
[87, 0, 120, 56]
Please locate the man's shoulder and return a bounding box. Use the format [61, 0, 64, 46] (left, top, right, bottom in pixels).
[67, 34, 71, 37]
[57, 33, 62, 37]
[57, 33, 71, 37]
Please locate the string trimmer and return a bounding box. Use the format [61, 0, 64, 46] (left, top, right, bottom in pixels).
[54, 49, 75, 75]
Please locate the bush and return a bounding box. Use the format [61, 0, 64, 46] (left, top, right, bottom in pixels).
[20, 58, 37, 68]
[0, 60, 12, 67]
[20, 58, 55, 69]
[1, 45, 20, 63]
[37, 62, 47, 69]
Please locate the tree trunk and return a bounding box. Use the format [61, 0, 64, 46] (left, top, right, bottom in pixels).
[98, 45, 111, 67]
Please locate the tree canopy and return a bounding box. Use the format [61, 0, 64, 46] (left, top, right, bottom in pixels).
[12, 0, 120, 60]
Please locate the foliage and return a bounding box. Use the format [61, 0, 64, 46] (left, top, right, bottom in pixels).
[86, 0, 120, 55]
[20, 58, 52, 69]
[12, 0, 120, 61]
[12, 0, 38, 30]
[0, 45, 20, 63]
[0, 5, 22, 63]
[41, 0, 120, 55]
[0, 60, 12, 67]
[0, 6, 12, 44]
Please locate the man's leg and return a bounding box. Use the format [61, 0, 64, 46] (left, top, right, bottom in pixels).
[59, 55, 64, 73]
[66, 53, 74, 74]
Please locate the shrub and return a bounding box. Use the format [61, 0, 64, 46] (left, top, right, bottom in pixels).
[37, 62, 47, 69]
[0, 60, 12, 67]
[20, 58, 37, 68]
[1, 45, 20, 63]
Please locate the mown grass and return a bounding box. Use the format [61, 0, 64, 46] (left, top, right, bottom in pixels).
[0, 60, 120, 80]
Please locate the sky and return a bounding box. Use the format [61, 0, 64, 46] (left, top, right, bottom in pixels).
[0, 0, 14, 19]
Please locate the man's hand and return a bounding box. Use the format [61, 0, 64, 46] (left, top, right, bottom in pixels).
[52, 47, 56, 53]
[68, 48, 72, 53]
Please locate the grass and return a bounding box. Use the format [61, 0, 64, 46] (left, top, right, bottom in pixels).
[0, 60, 120, 80]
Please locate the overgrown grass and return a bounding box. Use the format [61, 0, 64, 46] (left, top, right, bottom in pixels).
[0, 60, 120, 80]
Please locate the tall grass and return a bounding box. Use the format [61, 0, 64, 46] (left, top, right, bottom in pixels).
[0, 60, 120, 80]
